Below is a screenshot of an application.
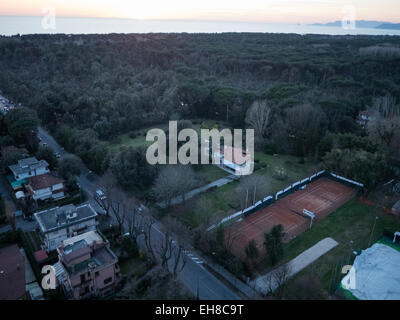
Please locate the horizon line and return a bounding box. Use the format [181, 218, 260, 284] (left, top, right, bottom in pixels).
[0, 14, 399, 25]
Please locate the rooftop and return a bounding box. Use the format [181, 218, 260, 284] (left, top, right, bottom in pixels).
[34, 203, 97, 233]
[0, 244, 26, 300]
[63, 230, 103, 248]
[220, 145, 251, 166]
[9, 157, 49, 176]
[59, 232, 117, 275]
[26, 173, 64, 191]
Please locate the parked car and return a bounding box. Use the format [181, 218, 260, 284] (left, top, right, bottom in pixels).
[95, 189, 106, 201]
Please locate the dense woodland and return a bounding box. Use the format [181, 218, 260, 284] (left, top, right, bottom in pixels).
[0, 33, 400, 190]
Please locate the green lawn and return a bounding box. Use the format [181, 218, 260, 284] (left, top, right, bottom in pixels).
[254, 153, 319, 194]
[174, 182, 240, 229]
[194, 165, 229, 184]
[268, 198, 400, 296]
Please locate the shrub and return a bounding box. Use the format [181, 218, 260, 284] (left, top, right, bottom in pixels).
[273, 167, 288, 181]
[129, 132, 137, 139]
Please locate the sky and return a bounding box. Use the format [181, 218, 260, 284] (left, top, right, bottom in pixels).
[0, 0, 399, 24]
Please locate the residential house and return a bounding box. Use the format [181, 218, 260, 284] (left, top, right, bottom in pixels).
[35, 204, 98, 252]
[0, 244, 28, 300]
[53, 231, 121, 300]
[356, 110, 374, 127]
[26, 173, 65, 201]
[8, 157, 50, 181]
[213, 145, 253, 176]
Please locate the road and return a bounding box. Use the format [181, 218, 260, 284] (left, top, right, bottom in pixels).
[37, 126, 241, 300]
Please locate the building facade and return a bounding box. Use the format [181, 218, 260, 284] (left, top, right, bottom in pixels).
[26, 173, 65, 201]
[54, 231, 121, 300]
[8, 157, 50, 181]
[34, 204, 98, 252]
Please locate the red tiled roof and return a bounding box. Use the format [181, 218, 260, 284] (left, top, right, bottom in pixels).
[221, 146, 251, 166]
[26, 173, 65, 191]
[0, 244, 26, 300]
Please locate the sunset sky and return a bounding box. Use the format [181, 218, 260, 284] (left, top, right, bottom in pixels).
[0, 0, 399, 23]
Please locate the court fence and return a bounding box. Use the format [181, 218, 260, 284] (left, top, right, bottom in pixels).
[207, 170, 364, 231]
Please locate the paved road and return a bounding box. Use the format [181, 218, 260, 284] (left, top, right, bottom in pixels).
[38, 127, 105, 215]
[38, 126, 241, 300]
[251, 237, 339, 294]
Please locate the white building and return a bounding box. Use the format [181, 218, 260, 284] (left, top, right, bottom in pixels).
[34, 204, 98, 252]
[213, 145, 253, 176]
[8, 157, 50, 181]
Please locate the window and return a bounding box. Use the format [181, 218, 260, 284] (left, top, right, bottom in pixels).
[80, 274, 86, 283]
[104, 277, 112, 285]
[95, 271, 99, 277]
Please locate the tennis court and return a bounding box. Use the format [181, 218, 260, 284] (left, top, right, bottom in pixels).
[226, 177, 356, 259]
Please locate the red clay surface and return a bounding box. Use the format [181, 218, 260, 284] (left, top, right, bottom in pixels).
[226, 178, 356, 260]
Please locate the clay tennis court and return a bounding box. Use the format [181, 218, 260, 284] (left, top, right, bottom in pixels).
[226, 177, 356, 260]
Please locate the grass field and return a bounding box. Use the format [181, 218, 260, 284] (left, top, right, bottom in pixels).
[194, 165, 229, 183]
[268, 198, 400, 297]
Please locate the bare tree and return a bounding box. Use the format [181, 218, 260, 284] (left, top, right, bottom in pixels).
[156, 229, 173, 269]
[97, 171, 115, 216]
[153, 165, 198, 207]
[125, 197, 141, 242]
[371, 95, 400, 118]
[273, 263, 291, 299]
[172, 239, 187, 278]
[164, 217, 189, 278]
[245, 100, 273, 142]
[261, 263, 292, 298]
[367, 112, 400, 156]
[236, 173, 270, 210]
[140, 215, 157, 263]
[108, 187, 127, 234]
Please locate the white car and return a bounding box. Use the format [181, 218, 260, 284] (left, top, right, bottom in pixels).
[95, 189, 107, 201]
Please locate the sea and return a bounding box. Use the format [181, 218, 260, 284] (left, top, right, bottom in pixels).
[1, 16, 400, 36]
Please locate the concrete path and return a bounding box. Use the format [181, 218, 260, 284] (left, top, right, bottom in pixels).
[157, 174, 238, 208]
[251, 237, 339, 295]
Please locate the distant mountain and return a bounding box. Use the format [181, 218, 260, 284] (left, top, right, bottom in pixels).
[311, 20, 391, 29]
[375, 23, 400, 30]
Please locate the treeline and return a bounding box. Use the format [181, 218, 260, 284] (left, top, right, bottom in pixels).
[0, 33, 399, 189]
